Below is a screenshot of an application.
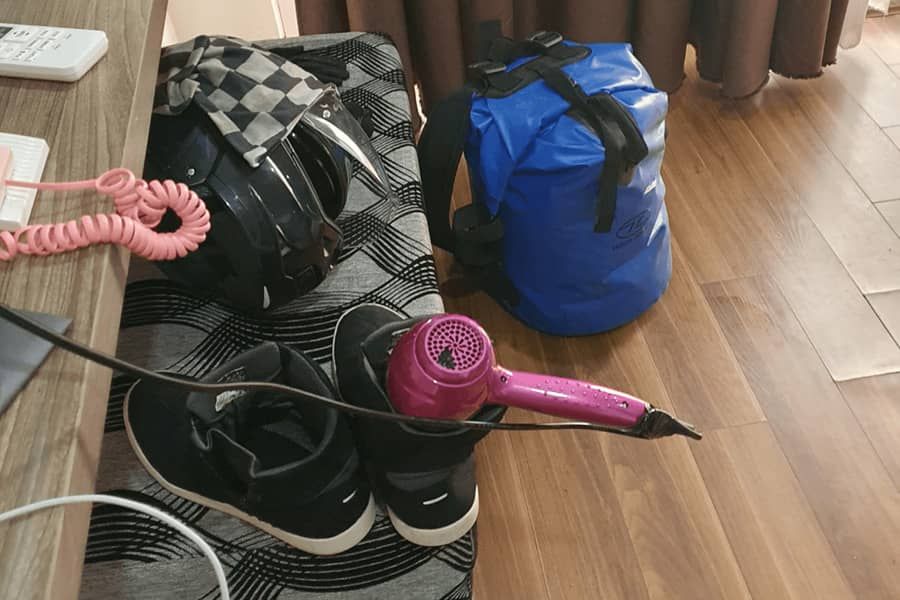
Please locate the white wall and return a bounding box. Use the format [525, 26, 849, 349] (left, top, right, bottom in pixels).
[163, 0, 299, 46]
[278, 0, 299, 37]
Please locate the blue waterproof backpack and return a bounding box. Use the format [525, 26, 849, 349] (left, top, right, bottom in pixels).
[418, 32, 671, 336]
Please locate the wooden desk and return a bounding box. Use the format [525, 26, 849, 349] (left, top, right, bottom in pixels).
[0, 1, 166, 598]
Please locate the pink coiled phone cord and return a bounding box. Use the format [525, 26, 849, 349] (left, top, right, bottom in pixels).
[0, 168, 211, 262]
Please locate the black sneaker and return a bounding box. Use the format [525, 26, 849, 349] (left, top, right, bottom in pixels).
[123, 342, 376, 555]
[332, 304, 506, 546]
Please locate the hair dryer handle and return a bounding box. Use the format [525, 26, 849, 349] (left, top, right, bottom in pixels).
[490, 368, 649, 428]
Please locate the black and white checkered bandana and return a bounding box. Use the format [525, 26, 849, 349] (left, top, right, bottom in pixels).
[154, 36, 328, 167]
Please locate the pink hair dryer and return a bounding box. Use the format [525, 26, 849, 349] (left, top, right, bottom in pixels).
[386, 314, 701, 440]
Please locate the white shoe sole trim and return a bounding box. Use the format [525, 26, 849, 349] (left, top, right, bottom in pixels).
[387, 487, 479, 547]
[124, 384, 376, 555]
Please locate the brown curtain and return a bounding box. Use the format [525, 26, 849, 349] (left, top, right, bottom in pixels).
[297, 0, 851, 112]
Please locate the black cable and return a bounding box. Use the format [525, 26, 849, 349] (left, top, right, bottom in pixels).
[0, 303, 638, 435]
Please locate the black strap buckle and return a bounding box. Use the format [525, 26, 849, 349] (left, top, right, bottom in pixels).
[526, 31, 563, 50]
[466, 60, 507, 87]
[451, 204, 520, 306]
[453, 203, 504, 266]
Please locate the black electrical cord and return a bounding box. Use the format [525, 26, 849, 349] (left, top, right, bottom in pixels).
[0, 303, 639, 435]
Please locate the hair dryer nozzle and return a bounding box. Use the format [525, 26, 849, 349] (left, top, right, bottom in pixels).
[627, 408, 702, 440]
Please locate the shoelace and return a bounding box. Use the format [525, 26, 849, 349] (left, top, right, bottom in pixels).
[0, 167, 210, 261]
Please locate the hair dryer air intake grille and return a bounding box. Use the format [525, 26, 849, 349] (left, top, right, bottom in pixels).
[424, 317, 486, 372]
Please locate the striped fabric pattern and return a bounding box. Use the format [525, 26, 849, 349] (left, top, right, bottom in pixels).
[79, 33, 474, 600]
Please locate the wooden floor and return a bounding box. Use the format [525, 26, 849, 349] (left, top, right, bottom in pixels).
[437, 16, 900, 600]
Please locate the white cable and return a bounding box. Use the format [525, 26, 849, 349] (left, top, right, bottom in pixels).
[0, 493, 230, 600]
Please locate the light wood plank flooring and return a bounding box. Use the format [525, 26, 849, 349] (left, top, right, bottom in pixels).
[438, 15, 900, 600]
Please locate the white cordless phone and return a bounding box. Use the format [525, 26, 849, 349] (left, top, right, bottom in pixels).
[0, 23, 108, 82]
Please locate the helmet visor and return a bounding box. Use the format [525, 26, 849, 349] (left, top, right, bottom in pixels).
[300, 87, 393, 199]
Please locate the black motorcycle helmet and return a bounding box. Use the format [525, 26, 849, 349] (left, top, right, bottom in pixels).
[144, 101, 351, 310]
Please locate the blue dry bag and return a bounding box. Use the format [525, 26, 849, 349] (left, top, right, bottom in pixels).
[418, 31, 671, 336]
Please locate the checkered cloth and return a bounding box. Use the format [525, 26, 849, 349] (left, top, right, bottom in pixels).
[154, 36, 329, 167]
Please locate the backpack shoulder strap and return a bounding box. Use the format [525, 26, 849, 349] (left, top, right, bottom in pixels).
[417, 84, 520, 306]
[417, 86, 473, 252]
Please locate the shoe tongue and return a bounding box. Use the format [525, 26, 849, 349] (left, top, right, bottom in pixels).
[362, 323, 404, 384]
[187, 342, 284, 436]
[360, 318, 451, 433]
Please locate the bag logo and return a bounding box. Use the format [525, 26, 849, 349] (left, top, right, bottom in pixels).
[215, 367, 247, 412]
[616, 210, 651, 241]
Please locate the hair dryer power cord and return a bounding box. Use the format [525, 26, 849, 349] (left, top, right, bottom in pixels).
[0, 303, 657, 435]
